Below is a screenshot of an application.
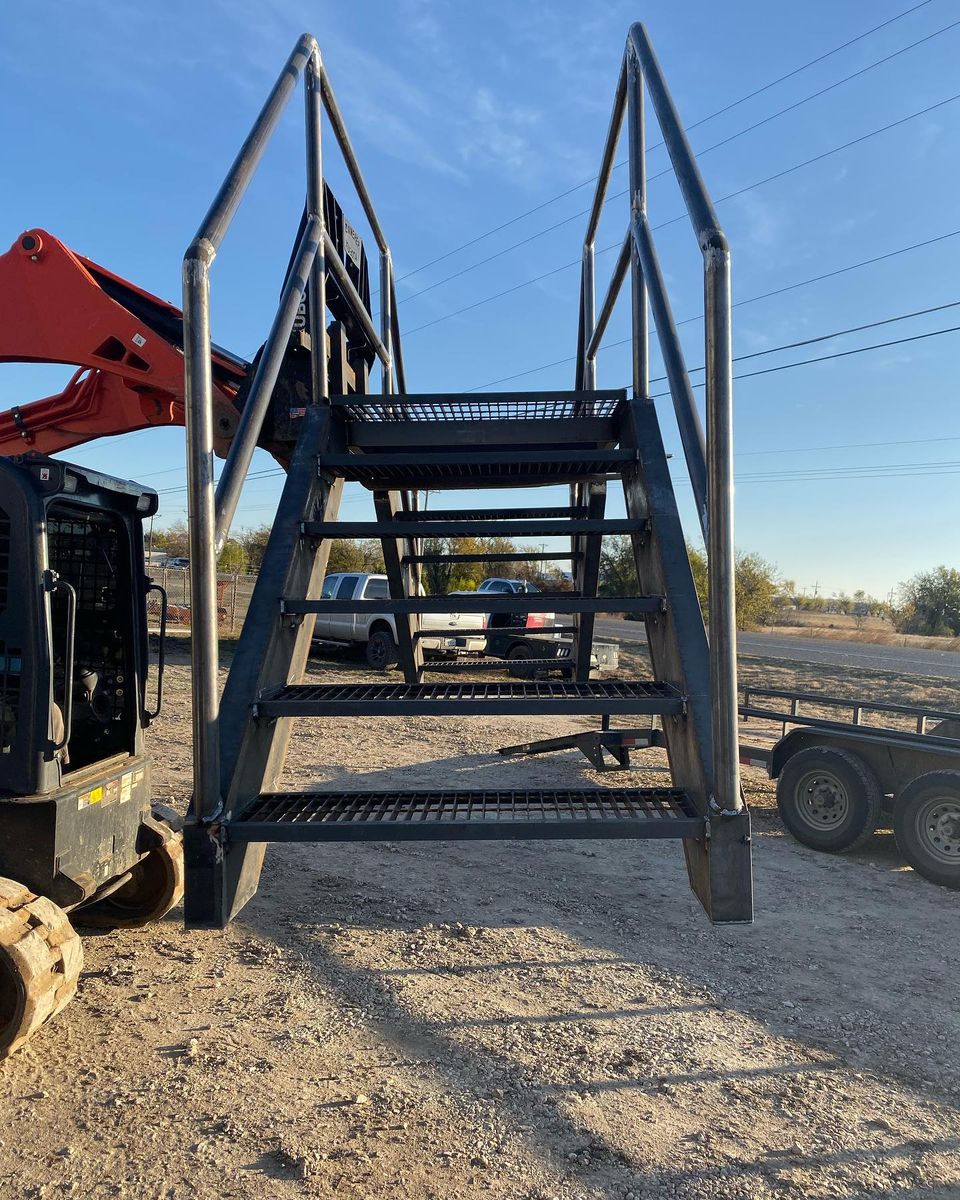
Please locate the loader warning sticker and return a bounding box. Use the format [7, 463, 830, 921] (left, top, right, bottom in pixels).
[78, 786, 103, 811]
[133, 768, 145, 788]
[120, 773, 132, 804]
[104, 779, 120, 807]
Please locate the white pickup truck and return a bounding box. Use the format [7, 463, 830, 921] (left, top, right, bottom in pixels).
[313, 572, 487, 670]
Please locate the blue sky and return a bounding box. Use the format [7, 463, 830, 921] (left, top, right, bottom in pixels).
[2, 0, 958, 597]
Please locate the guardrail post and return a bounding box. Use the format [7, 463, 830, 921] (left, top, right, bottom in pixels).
[306, 47, 329, 405]
[581, 245, 596, 389]
[626, 51, 648, 400]
[704, 239, 741, 814]
[380, 251, 394, 396]
[183, 248, 223, 821]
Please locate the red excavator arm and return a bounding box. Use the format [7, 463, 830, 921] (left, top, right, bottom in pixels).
[0, 229, 248, 456]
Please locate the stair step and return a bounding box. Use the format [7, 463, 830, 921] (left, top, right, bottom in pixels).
[403, 507, 587, 522]
[287, 595, 662, 615]
[403, 551, 578, 565]
[422, 658, 568, 672]
[321, 448, 635, 488]
[254, 680, 684, 718]
[227, 787, 703, 843]
[412, 625, 577, 640]
[302, 518, 647, 539]
[331, 389, 626, 423]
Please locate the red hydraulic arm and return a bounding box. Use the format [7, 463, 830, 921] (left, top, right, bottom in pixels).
[0, 229, 249, 456]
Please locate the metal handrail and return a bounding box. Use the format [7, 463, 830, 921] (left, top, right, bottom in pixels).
[182, 34, 405, 820]
[577, 22, 740, 816]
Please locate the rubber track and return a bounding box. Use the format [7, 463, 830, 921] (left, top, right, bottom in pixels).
[0, 877, 82, 1056]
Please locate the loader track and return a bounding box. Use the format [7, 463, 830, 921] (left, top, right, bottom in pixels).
[0, 878, 82, 1056]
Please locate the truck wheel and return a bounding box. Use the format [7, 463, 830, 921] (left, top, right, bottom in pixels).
[507, 644, 534, 679]
[0, 879, 83, 1057]
[366, 629, 399, 672]
[893, 771, 960, 889]
[776, 746, 881, 853]
[77, 833, 185, 929]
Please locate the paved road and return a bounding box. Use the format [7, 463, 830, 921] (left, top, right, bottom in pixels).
[593, 617, 960, 682]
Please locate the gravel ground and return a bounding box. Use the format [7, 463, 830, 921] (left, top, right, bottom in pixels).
[1, 643, 958, 1199]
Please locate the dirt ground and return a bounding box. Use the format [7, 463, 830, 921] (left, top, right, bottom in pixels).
[2, 644, 959, 1200]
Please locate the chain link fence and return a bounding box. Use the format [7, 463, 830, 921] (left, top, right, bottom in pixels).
[146, 567, 257, 635]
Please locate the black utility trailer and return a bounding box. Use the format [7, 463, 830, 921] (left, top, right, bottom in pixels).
[501, 687, 960, 890]
[738, 687, 960, 889]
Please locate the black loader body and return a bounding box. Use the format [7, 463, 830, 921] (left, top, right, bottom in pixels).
[0, 453, 166, 910]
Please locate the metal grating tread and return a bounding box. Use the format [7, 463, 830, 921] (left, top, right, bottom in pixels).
[332, 390, 625, 423]
[322, 449, 633, 488]
[229, 787, 703, 842]
[256, 680, 684, 718]
[422, 658, 569, 672]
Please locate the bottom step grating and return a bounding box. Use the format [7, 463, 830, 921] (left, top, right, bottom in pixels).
[228, 788, 703, 842]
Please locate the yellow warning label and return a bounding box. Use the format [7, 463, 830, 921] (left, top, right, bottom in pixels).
[78, 786, 103, 811]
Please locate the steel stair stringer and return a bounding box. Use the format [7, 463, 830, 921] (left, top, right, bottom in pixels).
[620, 398, 752, 923]
[183, 406, 344, 928]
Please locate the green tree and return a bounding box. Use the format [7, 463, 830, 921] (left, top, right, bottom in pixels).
[598, 535, 640, 597]
[239, 526, 271, 572]
[217, 539, 247, 573]
[152, 519, 189, 559]
[893, 566, 960, 637]
[686, 545, 779, 630]
[421, 537, 484, 594]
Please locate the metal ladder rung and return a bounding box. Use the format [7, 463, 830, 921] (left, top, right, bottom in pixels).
[301, 518, 649, 539]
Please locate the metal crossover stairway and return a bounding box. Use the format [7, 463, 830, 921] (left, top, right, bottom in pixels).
[179, 27, 753, 928]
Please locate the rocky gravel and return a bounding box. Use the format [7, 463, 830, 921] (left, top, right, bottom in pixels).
[1, 643, 958, 1198]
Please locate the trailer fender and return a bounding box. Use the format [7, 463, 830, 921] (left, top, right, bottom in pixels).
[769, 727, 960, 796]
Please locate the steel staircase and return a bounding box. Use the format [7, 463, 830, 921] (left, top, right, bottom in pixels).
[180, 27, 753, 929]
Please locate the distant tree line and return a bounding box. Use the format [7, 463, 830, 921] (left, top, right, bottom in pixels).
[892, 566, 960, 637]
[151, 520, 958, 637]
[598, 535, 781, 630]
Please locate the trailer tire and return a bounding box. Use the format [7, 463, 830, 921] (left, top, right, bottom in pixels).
[0, 879, 82, 1057]
[366, 628, 399, 672]
[507, 644, 535, 679]
[893, 771, 960, 889]
[77, 833, 185, 929]
[776, 746, 881, 853]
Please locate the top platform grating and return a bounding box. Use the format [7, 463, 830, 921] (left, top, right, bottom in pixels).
[332, 389, 627, 423]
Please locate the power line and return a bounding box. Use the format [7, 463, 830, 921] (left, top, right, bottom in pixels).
[151, 322, 960, 500]
[397, 15, 960, 307]
[385, 0, 938, 290]
[648, 321, 960, 397]
[466, 237, 960, 391]
[669, 298, 960, 378]
[402, 90, 960, 338]
[737, 434, 960, 456]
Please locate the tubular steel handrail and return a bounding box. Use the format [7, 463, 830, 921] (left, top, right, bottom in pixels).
[182, 34, 404, 820]
[577, 23, 740, 816]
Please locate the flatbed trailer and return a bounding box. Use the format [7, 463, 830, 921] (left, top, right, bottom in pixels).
[501, 687, 960, 889]
[737, 687, 960, 889]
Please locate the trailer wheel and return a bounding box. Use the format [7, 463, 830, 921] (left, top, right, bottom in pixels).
[507, 644, 535, 679]
[776, 747, 881, 852]
[77, 833, 185, 929]
[0, 879, 82, 1057]
[366, 629, 399, 672]
[893, 771, 960, 889]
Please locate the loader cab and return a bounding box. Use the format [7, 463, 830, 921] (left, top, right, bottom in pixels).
[0, 454, 158, 798]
